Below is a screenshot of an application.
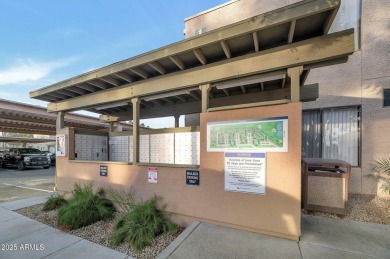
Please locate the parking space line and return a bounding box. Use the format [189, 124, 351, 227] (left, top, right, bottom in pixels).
[2, 183, 54, 193]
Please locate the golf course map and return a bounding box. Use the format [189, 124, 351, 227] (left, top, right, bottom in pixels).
[207, 116, 288, 152]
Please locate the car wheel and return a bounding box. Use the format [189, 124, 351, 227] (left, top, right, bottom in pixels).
[43, 165, 51, 169]
[17, 161, 25, 171]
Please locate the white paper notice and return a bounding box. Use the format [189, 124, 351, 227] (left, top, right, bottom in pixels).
[224, 152, 266, 195]
[148, 167, 158, 184]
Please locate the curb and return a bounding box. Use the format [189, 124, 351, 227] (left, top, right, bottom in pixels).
[157, 221, 201, 259]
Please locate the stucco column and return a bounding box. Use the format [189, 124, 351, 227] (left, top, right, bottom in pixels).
[131, 97, 140, 163]
[174, 114, 180, 128]
[56, 111, 65, 131]
[287, 66, 303, 103]
[200, 83, 211, 112]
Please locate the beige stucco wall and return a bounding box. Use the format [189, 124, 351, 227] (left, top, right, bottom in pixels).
[303, 0, 390, 195]
[184, 0, 301, 38]
[56, 103, 302, 240]
[184, 0, 390, 196]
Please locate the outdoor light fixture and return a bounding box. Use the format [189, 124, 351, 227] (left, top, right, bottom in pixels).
[213, 71, 286, 90]
[94, 101, 130, 110]
[143, 87, 199, 101]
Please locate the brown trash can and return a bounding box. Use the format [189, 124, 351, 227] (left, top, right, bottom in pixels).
[301, 158, 351, 216]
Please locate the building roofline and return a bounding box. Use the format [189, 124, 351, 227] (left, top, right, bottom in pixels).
[184, 1, 239, 22]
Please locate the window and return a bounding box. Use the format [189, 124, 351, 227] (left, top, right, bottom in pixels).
[302, 106, 360, 166]
[384, 89, 390, 107]
[195, 27, 206, 36]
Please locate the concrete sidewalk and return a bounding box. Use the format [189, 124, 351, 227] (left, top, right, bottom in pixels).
[0, 195, 132, 259]
[163, 217, 390, 259]
[1, 195, 389, 259]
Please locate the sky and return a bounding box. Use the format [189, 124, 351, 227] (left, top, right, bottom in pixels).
[0, 0, 227, 128]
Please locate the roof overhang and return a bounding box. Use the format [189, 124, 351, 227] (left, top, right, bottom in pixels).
[0, 99, 132, 135]
[30, 0, 354, 122]
[0, 137, 55, 144]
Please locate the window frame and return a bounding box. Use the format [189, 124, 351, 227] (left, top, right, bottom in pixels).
[383, 89, 390, 107]
[302, 105, 361, 167]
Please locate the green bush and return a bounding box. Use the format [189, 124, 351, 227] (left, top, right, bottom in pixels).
[57, 184, 115, 230]
[368, 158, 390, 194]
[107, 187, 136, 213]
[110, 196, 177, 250]
[42, 194, 68, 211]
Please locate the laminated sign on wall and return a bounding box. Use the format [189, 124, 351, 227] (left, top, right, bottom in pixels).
[224, 152, 266, 195]
[148, 167, 158, 184]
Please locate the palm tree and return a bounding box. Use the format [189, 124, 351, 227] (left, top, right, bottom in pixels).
[368, 158, 390, 194]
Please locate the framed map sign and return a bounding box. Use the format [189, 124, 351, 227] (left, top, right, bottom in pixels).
[207, 116, 288, 152]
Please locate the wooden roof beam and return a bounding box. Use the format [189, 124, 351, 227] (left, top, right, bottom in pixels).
[169, 56, 185, 70]
[47, 29, 354, 112]
[88, 80, 109, 90]
[288, 20, 296, 43]
[161, 98, 174, 105]
[148, 62, 166, 75]
[44, 94, 62, 101]
[150, 100, 164, 106]
[115, 72, 134, 83]
[0, 128, 55, 135]
[0, 122, 55, 131]
[100, 84, 319, 121]
[220, 41, 232, 59]
[67, 87, 89, 95]
[130, 67, 149, 79]
[194, 49, 207, 65]
[174, 95, 186, 102]
[78, 84, 98, 92]
[323, 7, 340, 34]
[100, 77, 121, 87]
[281, 74, 287, 88]
[222, 89, 230, 96]
[189, 91, 200, 100]
[253, 32, 259, 52]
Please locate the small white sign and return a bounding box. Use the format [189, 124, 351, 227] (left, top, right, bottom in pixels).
[148, 167, 158, 184]
[224, 152, 266, 195]
[56, 134, 67, 157]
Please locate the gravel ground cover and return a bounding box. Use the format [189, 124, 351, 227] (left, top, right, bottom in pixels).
[16, 204, 183, 259]
[16, 193, 389, 258]
[303, 193, 390, 225]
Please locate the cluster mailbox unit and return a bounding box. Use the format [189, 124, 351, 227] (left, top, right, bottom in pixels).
[74, 133, 108, 161]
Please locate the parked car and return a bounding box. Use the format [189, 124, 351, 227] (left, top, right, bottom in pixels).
[0, 151, 4, 165]
[41, 151, 56, 166]
[2, 148, 51, 170]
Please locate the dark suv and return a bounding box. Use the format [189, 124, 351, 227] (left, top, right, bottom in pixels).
[2, 148, 51, 170]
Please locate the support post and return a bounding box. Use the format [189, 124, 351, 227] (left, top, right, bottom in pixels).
[131, 97, 140, 164]
[200, 83, 211, 112]
[108, 122, 114, 132]
[56, 111, 65, 131]
[174, 114, 180, 128]
[287, 66, 303, 103]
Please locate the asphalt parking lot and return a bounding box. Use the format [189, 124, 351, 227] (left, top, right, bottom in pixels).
[0, 166, 55, 202]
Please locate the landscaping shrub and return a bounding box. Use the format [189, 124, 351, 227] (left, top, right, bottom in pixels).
[110, 196, 177, 250]
[368, 158, 390, 194]
[58, 184, 115, 230]
[42, 193, 68, 211]
[107, 187, 136, 213]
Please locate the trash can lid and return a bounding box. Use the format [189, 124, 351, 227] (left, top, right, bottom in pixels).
[302, 158, 351, 168]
